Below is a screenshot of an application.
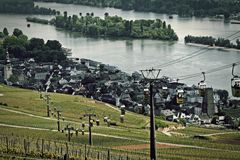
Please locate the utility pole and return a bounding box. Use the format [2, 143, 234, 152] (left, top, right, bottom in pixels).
[45, 94, 51, 117]
[83, 113, 96, 145]
[56, 110, 62, 131]
[140, 68, 161, 160]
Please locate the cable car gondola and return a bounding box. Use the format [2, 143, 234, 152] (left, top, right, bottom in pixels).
[198, 72, 207, 97]
[176, 89, 184, 104]
[231, 63, 240, 97]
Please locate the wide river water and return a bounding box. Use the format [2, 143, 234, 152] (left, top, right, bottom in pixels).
[0, 2, 240, 96]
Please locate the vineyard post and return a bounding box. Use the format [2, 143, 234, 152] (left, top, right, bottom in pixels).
[46, 94, 51, 117]
[41, 139, 44, 157]
[76, 149, 78, 157]
[64, 142, 69, 160]
[66, 142, 69, 155]
[107, 149, 110, 160]
[83, 113, 96, 145]
[84, 144, 87, 160]
[24, 139, 27, 155]
[6, 137, 8, 153]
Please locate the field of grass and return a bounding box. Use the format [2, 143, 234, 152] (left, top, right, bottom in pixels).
[0, 84, 240, 159]
[0, 85, 149, 128]
[175, 126, 228, 136]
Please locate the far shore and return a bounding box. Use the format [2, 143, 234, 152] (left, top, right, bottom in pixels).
[186, 43, 240, 52]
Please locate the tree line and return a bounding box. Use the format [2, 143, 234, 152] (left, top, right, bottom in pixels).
[49, 12, 178, 41]
[184, 35, 240, 50]
[34, 0, 240, 17]
[0, 0, 59, 15]
[0, 28, 67, 63]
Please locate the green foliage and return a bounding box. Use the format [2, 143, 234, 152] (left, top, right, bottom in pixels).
[179, 118, 187, 126]
[46, 40, 62, 50]
[51, 14, 178, 41]
[13, 28, 23, 38]
[155, 119, 169, 129]
[0, 0, 58, 15]
[185, 35, 240, 50]
[34, 0, 240, 17]
[3, 28, 8, 36]
[0, 32, 4, 38]
[3, 35, 28, 48]
[28, 38, 45, 50]
[0, 28, 66, 62]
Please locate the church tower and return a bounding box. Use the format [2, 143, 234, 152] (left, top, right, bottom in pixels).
[4, 51, 13, 80]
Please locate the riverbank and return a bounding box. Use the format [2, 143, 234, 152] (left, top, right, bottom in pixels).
[186, 43, 240, 52]
[33, 0, 240, 18]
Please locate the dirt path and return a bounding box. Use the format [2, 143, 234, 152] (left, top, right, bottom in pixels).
[200, 132, 239, 137]
[113, 144, 178, 150]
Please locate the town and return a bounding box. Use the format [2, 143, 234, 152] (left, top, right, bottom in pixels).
[1, 50, 240, 130]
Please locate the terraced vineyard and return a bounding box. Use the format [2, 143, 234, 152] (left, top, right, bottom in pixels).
[0, 85, 240, 159]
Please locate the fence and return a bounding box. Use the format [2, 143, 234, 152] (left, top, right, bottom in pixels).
[0, 135, 149, 160]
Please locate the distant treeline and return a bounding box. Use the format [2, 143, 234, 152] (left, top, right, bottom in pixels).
[0, 0, 59, 15]
[185, 35, 240, 50]
[0, 27, 67, 62]
[48, 12, 178, 41]
[34, 0, 240, 17]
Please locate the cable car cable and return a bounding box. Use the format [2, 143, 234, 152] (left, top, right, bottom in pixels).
[147, 31, 240, 69]
[176, 60, 240, 81]
[152, 35, 240, 69]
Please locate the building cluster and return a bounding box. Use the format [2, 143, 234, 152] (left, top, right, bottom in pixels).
[0, 53, 235, 126]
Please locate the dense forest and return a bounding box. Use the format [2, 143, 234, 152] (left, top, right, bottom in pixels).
[0, 28, 67, 62]
[0, 0, 59, 15]
[34, 0, 240, 17]
[184, 35, 240, 50]
[48, 12, 178, 40]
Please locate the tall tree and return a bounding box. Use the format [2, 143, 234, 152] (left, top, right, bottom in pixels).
[13, 28, 23, 37]
[3, 27, 8, 36]
[46, 40, 62, 50]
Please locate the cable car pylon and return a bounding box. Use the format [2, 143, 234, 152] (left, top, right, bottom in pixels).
[140, 68, 161, 160]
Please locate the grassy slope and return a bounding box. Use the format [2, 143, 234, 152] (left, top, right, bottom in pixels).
[0, 85, 149, 128]
[0, 85, 240, 159]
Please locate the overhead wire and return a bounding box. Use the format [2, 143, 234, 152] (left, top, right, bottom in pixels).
[175, 61, 240, 81]
[147, 30, 240, 69]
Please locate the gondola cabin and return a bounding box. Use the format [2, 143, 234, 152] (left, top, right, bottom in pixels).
[232, 77, 240, 97]
[198, 81, 207, 97]
[176, 89, 184, 104]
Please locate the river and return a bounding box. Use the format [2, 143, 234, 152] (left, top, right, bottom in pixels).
[0, 2, 240, 96]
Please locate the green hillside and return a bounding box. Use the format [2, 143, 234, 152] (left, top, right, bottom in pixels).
[0, 84, 240, 159]
[0, 84, 149, 128]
